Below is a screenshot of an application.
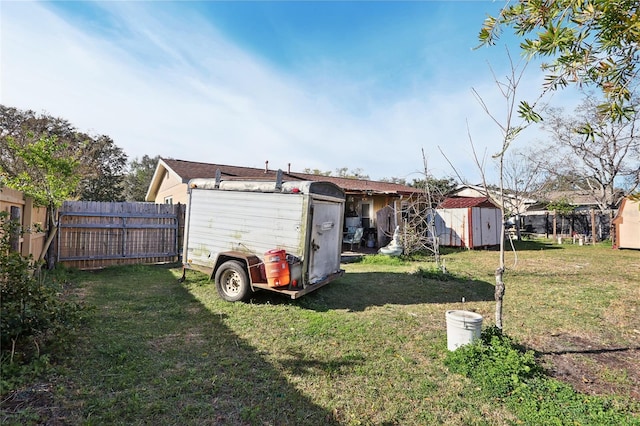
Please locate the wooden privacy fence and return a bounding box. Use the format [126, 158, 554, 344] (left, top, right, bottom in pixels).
[57, 201, 185, 270]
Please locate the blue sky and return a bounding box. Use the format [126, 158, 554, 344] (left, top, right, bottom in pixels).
[1, 1, 574, 183]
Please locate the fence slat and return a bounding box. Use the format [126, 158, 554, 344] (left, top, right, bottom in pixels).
[57, 201, 185, 270]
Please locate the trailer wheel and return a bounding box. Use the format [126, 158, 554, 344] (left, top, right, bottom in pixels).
[215, 260, 251, 302]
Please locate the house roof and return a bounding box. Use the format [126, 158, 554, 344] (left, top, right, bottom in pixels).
[540, 190, 613, 206]
[146, 158, 418, 201]
[438, 196, 499, 209]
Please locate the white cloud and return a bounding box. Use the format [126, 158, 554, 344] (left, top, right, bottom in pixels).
[1, 2, 576, 183]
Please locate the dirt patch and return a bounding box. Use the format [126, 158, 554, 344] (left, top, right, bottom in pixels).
[537, 334, 640, 401]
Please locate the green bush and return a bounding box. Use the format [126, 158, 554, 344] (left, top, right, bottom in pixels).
[444, 327, 639, 425]
[444, 326, 541, 397]
[0, 212, 87, 393]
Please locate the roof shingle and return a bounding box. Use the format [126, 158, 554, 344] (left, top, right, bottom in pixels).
[161, 158, 417, 195]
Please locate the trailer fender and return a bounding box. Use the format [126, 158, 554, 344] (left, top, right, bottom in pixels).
[212, 251, 263, 287]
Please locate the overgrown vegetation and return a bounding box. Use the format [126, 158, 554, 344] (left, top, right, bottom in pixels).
[0, 212, 88, 393]
[445, 327, 639, 425]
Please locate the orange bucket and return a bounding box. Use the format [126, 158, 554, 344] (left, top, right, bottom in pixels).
[264, 249, 290, 287]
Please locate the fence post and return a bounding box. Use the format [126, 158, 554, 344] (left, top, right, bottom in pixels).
[9, 206, 21, 252]
[21, 197, 34, 257]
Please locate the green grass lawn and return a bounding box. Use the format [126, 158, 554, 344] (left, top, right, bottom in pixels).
[3, 240, 639, 425]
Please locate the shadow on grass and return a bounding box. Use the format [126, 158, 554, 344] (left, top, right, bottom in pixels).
[279, 350, 366, 377]
[52, 264, 338, 425]
[248, 270, 495, 312]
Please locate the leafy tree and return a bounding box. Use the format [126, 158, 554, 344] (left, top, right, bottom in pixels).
[1, 135, 80, 265]
[539, 93, 639, 211]
[301, 167, 370, 180]
[379, 177, 408, 185]
[334, 167, 370, 180]
[479, 0, 640, 119]
[123, 155, 159, 201]
[77, 135, 127, 201]
[302, 168, 332, 176]
[547, 198, 575, 237]
[0, 105, 128, 201]
[410, 176, 457, 207]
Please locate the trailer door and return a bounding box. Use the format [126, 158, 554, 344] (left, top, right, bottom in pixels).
[308, 200, 342, 283]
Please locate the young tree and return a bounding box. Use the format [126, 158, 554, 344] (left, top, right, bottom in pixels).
[1, 135, 80, 266]
[464, 51, 545, 330]
[403, 150, 451, 264]
[479, 0, 640, 119]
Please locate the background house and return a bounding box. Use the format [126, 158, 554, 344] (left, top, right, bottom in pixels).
[612, 197, 640, 249]
[145, 158, 418, 248]
[522, 190, 617, 239]
[451, 184, 619, 240]
[450, 184, 536, 216]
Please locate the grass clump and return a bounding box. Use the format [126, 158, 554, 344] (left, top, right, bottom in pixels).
[414, 265, 454, 281]
[359, 254, 410, 265]
[445, 327, 639, 425]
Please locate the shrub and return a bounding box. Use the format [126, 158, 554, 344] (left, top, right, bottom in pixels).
[414, 265, 453, 281]
[444, 327, 639, 424]
[444, 326, 541, 397]
[0, 212, 87, 393]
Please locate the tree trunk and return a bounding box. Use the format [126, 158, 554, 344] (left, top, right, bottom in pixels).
[37, 207, 58, 267]
[495, 267, 505, 330]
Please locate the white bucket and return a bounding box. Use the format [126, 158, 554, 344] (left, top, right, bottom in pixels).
[445, 310, 483, 351]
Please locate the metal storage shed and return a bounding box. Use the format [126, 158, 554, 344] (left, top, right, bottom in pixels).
[435, 197, 502, 248]
[612, 197, 640, 249]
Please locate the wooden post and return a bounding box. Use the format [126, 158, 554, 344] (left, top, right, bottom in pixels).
[552, 210, 557, 240]
[545, 212, 549, 238]
[21, 197, 34, 257]
[9, 206, 21, 252]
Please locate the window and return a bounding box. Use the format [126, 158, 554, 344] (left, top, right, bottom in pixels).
[164, 196, 173, 205]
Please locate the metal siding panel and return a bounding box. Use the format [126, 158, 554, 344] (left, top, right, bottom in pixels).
[436, 208, 466, 247]
[185, 189, 305, 268]
[473, 207, 501, 246]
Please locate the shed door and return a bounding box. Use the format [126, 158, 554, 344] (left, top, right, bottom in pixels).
[308, 200, 342, 283]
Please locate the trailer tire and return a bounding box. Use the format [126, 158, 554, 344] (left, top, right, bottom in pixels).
[215, 260, 251, 302]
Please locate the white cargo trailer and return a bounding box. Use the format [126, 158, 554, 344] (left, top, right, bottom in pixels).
[181, 175, 346, 301]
